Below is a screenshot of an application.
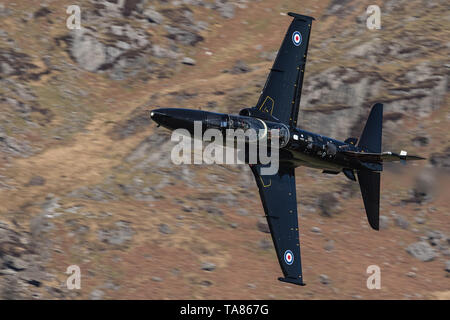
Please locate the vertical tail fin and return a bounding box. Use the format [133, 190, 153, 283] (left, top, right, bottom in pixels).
[357, 171, 380, 230]
[357, 103, 383, 153]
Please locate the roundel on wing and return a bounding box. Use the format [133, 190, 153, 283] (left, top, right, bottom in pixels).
[284, 250, 294, 265]
[292, 31, 302, 46]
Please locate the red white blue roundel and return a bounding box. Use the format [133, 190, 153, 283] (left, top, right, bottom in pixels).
[284, 250, 294, 265]
[292, 31, 302, 46]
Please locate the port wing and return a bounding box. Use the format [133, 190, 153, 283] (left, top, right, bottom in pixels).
[250, 163, 304, 285]
[253, 12, 314, 127]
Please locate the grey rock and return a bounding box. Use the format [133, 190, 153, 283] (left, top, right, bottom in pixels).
[311, 226, 322, 234]
[110, 25, 123, 36]
[106, 46, 123, 63]
[317, 193, 341, 217]
[144, 9, 164, 24]
[152, 45, 179, 59]
[30, 214, 55, 242]
[165, 26, 203, 46]
[319, 274, 330, 285]
[0, 275, 20, 299]
[27, 176, 46, 186]
[0, 269, 17, 276]
[256, 218, 270, 233]
[181, 57, 196, 66]
[230, 60, 251, 74]
[237, 208, 248, 216]
[70, 31, 106, 72]
[379, 215, 389, 230]
[430, 147, 450, 170]
[158, 223, 172, 235]
[3, 255, 28, 271]
[412, 136, 429, 147]
[201, 262, 216, 271]
[33, 6, 52, 19]
[394, 215, 409, 230]
[115, 41, 131, 51]
[206, 207, 223, 216]
[0, 3, 10, 17]
[259, 51, 278, 61]
[411, 169, 435, 203]
[1, 61, 14, 75]
[426, 230, 447, 250]
[103, 281, 120, 291]
[123, 24, 149, 47]
[415, 217, 426, 224]
[445, 261, 450, 273]
[0, 130, 33, 157]
[68, 185, 118, 202]
[406, 241, 436, 262]
[89, 289, 104, 300]
[98, 221, 133, 245]
[41, 194, 61, 218]
[259, 238, 272, 251]
[426, 230, 445, 241]
[214, 0, 235, 19]
[426, 230, 448, 250]
[122, 0, 141, 16]
[200, 280, 212, 287]
[324, 239, 334, 251]
[151, 276, 163, 282]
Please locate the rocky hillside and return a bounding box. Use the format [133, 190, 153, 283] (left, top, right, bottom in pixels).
[0, 0, 449, 299]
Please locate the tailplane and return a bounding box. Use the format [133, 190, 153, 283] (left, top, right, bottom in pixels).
[357, 170, 380, 230]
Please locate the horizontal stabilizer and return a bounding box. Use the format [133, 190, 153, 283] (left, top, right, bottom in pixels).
[343, 150, 426, 163]
[357, 170, 380, 230]
[323, 170, 340, 175]
[343, 168, 356, 181]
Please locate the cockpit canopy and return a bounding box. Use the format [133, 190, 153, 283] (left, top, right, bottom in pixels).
[205, 113, 290, 147]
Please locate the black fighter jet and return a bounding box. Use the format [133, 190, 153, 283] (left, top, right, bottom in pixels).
[150, 12, 425, 286]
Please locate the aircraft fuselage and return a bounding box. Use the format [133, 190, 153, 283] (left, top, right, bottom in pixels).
[150, 108, 373, 174]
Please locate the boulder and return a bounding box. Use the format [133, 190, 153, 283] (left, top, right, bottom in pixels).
[406, 241, 436, 262]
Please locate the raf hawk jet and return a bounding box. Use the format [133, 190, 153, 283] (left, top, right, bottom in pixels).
[150, 12, 425, 286]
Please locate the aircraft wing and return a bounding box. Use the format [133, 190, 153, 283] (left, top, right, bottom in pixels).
[253, 12, 315, 126]
[250, 163, 304, 285]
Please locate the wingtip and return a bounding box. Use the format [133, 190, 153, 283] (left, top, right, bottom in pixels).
[278, 277, 306, 286]
[287, 12, 316, 21]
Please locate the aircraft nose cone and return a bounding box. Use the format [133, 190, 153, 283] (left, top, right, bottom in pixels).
[150, 108, 173, 127]
[150, 109, 165, 122]
[150, 108, 208, 133]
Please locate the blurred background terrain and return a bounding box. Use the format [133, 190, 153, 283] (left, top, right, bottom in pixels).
[0, 0, 449, 299]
